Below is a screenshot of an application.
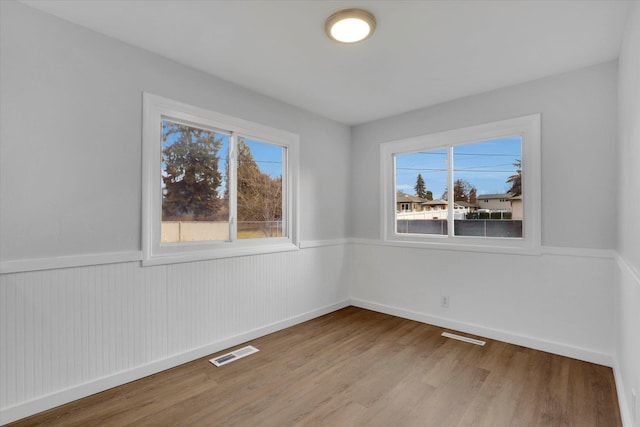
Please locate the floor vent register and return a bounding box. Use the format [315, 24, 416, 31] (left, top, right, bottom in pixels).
[210, 345, 260, 367]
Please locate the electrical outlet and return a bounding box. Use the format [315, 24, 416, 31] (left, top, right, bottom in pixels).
[440, 296, 449, 308]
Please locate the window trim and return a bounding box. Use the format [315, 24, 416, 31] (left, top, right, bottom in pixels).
[380, 114, 541, 254]
[142, 93, 299, 266]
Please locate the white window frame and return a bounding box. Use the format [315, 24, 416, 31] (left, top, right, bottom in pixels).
[380, 114, 541, 254]
[142, 93, 299, 266]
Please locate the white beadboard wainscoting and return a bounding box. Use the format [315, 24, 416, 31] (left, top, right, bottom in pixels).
[0, 240, 627, 425]
[614, 255, 640, 427]
[0, 244, 350, 425]
[350, 241, 617, 367]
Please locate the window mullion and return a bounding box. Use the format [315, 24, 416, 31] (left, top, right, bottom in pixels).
[229, 133, 238, 242]
[392, 154, 398, 236]
[281, 146, 288, 237]
[447, 146, 454, 237]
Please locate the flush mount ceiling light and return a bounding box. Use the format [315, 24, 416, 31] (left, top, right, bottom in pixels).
[325, 8, 376, 44]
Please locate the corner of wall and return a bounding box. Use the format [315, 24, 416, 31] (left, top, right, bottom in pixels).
[615, 2, 640, 425]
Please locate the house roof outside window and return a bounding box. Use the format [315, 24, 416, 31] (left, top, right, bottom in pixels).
[396, 192, 426, 203]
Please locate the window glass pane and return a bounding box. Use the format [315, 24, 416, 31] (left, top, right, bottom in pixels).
[395, 148, 448, 235]
[237, 138, 284, 239]
[161, 120, 230, 243]
[452, 137, 522, 238]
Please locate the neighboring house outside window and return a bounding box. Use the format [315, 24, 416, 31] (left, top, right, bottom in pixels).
[381, 114, 541, 253]
[477, 193, 513, 212]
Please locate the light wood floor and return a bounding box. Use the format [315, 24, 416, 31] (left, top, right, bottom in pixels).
[8, 307, 621, 426]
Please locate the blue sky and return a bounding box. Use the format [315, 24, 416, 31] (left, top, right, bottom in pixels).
[243, 138, 283, 178]
[395, 136, 522, 198]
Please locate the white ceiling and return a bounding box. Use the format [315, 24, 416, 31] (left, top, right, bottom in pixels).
[20, 0, 632, 125]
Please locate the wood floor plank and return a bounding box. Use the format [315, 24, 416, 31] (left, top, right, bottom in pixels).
[6, 307, 622, 427]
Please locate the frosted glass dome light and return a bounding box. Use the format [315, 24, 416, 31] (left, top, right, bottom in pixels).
[325, 9, 376, 44]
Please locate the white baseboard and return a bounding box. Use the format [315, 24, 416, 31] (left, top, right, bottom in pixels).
[349, 298, 614, 367]
[613, 360, 634, 427]
[0, 299, 350, 426]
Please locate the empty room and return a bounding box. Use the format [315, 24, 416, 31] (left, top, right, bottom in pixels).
[1, 0, 639, 425]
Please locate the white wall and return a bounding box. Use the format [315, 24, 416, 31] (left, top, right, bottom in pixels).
[351, 245, 614, 362]
[616, 3, 640, 426]
[0, 0, 351, 262]
[349, 62, 619, 366]
[350, 61, 618, 250]
[0, 1, 351, 423]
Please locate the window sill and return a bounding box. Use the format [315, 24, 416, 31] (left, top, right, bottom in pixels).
[376, 237, 541, 256]
[142, 242, 300, 267]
